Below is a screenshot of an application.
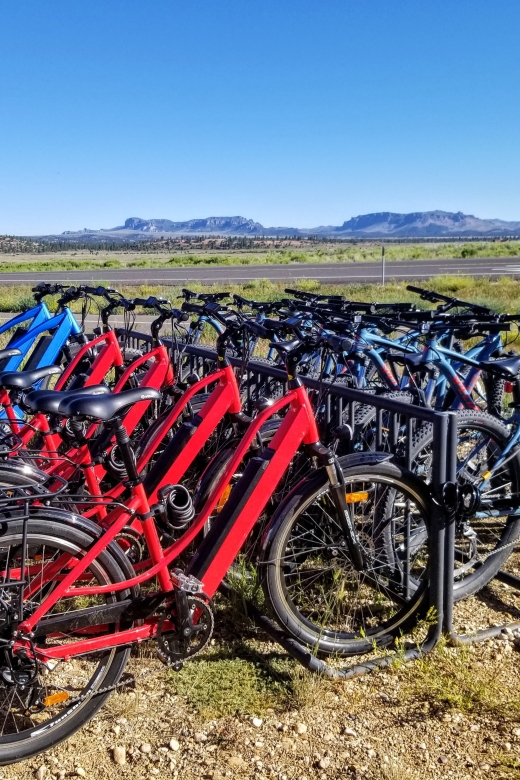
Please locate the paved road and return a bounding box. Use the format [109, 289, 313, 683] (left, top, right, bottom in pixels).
[2, 255, 520, 286]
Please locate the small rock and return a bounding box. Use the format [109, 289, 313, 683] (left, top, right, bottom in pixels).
[323, 732, 335, 742]
[343, 728, 357, 737]
[228, 756, 244, 768]
[252, 717, 263, 728]
[469, 724, 480, 732]
[76, 770, 86, 778]
[318, 757, 331, 770]
[140, 743, 152, 754]
[505, 742, 512, 751]
[295, 722, 308, 735]
[513, 728, 520, 737]
[113, 746, 126, 766]
[194, 732, 208, 743]
[379, 692, 390, 702]
[442, 714, 452, 722]
[275, 722, 284, 731]
[438, 756, 448, 764]
[367, 749, 376, 758]
[169, 738, 180, 751]
[36, 768, 48, 780]
[112, 725, 121, 737]
[479, 763, 491, 771]
[418, 743, 427, 750]
[281, 737, 296, 751]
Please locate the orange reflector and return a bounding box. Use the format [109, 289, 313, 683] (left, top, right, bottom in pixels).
[216, 484, 233, 513]
[43, 691, 69, 707]
[345, 491, 369, 503]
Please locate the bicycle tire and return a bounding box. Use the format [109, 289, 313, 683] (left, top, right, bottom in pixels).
[0, 516, 132, 764]
[262, 458, 431, 656]
[410, 409, 520, 599]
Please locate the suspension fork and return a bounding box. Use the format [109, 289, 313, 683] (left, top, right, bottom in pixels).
[307, 441, 366, 571]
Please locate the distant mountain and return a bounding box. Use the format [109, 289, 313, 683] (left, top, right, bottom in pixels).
[34, 210, 520, 242]
[318, 211, 520, 237]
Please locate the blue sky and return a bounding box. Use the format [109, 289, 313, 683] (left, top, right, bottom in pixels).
[1, 0, 519, 234]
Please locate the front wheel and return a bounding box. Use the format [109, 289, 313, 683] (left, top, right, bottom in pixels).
[262, 458, 431, 656]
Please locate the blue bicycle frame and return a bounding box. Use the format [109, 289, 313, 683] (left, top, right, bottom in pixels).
[0, 304, 83, 371]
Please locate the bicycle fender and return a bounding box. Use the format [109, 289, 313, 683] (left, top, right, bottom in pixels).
[26, 506, 138, 588]
[259, 451, 392, 554]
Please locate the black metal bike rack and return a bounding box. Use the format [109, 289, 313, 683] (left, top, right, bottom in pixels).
[122, 332, 520, 675]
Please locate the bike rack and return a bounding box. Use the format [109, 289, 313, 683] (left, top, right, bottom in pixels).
[121, 334, 520, 675]
[177, 343, 462, 677]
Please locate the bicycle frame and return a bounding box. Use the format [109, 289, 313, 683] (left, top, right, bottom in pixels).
[81, 360, 243, 518]
[0, 307, 83, 373]
[15, 377, 321, 661]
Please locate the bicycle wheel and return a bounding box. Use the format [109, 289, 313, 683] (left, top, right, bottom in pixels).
[410, 409, 520, 599]
[0, 516, 132, 764]
[262, 458, 431, 656]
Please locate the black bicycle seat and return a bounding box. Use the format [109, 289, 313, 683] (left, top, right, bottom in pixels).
[24, 384, 110, 415]
[59, 387, 161, 420]
[0, 365, 62, 390]
[480, 355, 520, 378]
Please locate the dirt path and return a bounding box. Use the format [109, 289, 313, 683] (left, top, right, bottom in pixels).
[1, 579, 519, 780]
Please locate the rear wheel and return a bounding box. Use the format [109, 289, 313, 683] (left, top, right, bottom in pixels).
[410, 409, 520, 599]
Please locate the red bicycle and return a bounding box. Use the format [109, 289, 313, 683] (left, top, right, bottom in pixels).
[0, 321, 431, 763]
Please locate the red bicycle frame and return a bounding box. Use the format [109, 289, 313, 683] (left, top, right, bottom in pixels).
[16, 378, 320, 661]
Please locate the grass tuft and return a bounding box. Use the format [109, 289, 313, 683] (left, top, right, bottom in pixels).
[397, 640, 520, 718]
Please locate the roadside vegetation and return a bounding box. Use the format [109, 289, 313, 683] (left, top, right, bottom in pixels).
[0, 238, 519, 273]
[1, 274, 520, 315]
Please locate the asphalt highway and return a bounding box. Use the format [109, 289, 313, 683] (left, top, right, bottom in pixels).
[2, 255, 520, 287]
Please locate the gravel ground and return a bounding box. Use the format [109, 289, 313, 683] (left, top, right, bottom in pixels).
[0, 577, 519, 780]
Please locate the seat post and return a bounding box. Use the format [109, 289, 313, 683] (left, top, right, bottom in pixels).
[111, 416, 140, 483]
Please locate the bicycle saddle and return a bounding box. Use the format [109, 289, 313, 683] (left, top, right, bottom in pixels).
[480, 355, 520, 378]
[59, 387, 161, 420]
[24, 384, 111, 415]
[0, 349, 22, 363]
[0, 365, 62, 390]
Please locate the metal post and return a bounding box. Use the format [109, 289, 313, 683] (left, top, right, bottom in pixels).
[443, 411, 458, 634]
[381, 245, 385, 286]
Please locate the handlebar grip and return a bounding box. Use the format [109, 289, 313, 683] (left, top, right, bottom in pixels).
[133, 297, 154, 307]
[171, 308, 189, 322]
[406, 285, 430, 296]
[182, 302, 205, 315]
[84, 285, 107, 296]
[325, 334, 354, 353]
[284, 288, 306, 298]
[244, 320, 270, 339]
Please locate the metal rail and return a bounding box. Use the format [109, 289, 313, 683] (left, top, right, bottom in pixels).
[117, 332, 520, 675]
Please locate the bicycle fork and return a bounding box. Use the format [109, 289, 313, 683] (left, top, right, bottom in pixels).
[307, 441, 366, 571]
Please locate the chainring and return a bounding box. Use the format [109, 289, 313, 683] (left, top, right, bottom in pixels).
[156, 595, 214, 667]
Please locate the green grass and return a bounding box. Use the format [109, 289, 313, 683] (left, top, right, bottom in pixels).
[396, 639, 520, 719]
[0, 239, 519, 273]
[166, 649, 288, 717]
[1, 274, 520, 315]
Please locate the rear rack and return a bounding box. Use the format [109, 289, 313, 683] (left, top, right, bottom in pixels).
[0, 473, 68, 507]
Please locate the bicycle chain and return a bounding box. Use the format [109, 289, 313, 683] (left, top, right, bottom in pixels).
[37, 603, 213, 709]
[474, 536, 520, 564]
